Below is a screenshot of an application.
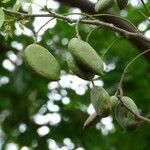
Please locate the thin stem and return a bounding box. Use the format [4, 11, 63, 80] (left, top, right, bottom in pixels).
[32, 2, 43, 9]
[63, 12, 139, 34]
[91, 79, 95, 87]
[91, 13, 140, 33]
[35, 17, 54, 42]
[63, 12, 95, 20]
[118, 49, 150, 88]
[86, 26, 101, 42]
[140, 0, 150, 16]
[138, 10, 150, 23]
[36, 17, 54, 34]
[101, 36, 123, 58]
[75, 17, 83, 39]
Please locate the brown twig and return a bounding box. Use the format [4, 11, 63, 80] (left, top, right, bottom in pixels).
[2, 8, 150, 44]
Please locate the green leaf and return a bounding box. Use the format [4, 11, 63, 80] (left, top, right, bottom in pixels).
[2, 0, 10, 3]
[4, 32, 9, 40]
[28, 5, 32, 14]
[12, 2, 21, 12]
[20, 19, 29, 25]
[4, 24, 12, 40]
[19, 23, 24, 30]
[0, 8, 5, 29]
[5, 24, 11, 31]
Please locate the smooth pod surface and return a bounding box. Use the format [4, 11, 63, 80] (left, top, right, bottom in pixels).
[115, 96, 140, 131]
[91, 86, 111, 117]
[67, 53, 94, 80]
[0, 8, 5, 29]
[95, 0, 114, 12]
[116, 0, 128, 10]
[110, 95, 118, 107]
[24, 44, 60, 81]
[68, 38, 103, 76]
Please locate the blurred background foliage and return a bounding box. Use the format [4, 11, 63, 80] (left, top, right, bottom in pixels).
[0, 0, 150, 150]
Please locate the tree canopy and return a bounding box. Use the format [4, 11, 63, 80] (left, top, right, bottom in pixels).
[0, 0, 150, 150]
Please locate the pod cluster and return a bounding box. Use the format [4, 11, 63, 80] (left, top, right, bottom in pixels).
[66, 37, 140, 131]
[83, 92, 140, 131]
[23, 36, 140, 132]
[0, 1, 144, 134]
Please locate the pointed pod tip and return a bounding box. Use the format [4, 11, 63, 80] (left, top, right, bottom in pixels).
[82, 123, 89, 131]
[82, 125, 86, 131]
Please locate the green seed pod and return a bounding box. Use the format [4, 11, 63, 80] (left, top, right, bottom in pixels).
[68, 38, 104, 76]
[116, 0, 128, 10]
[110, 95, 118, 107]
[0, 8, 5, 29]
[83, 112, 101, 130]
[95, 0, 114, 12]
[91, 86, 111, 117]
[67, 53, 94, 80]
[24, 44, 60, 81]
[115, 96, 140, 131]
